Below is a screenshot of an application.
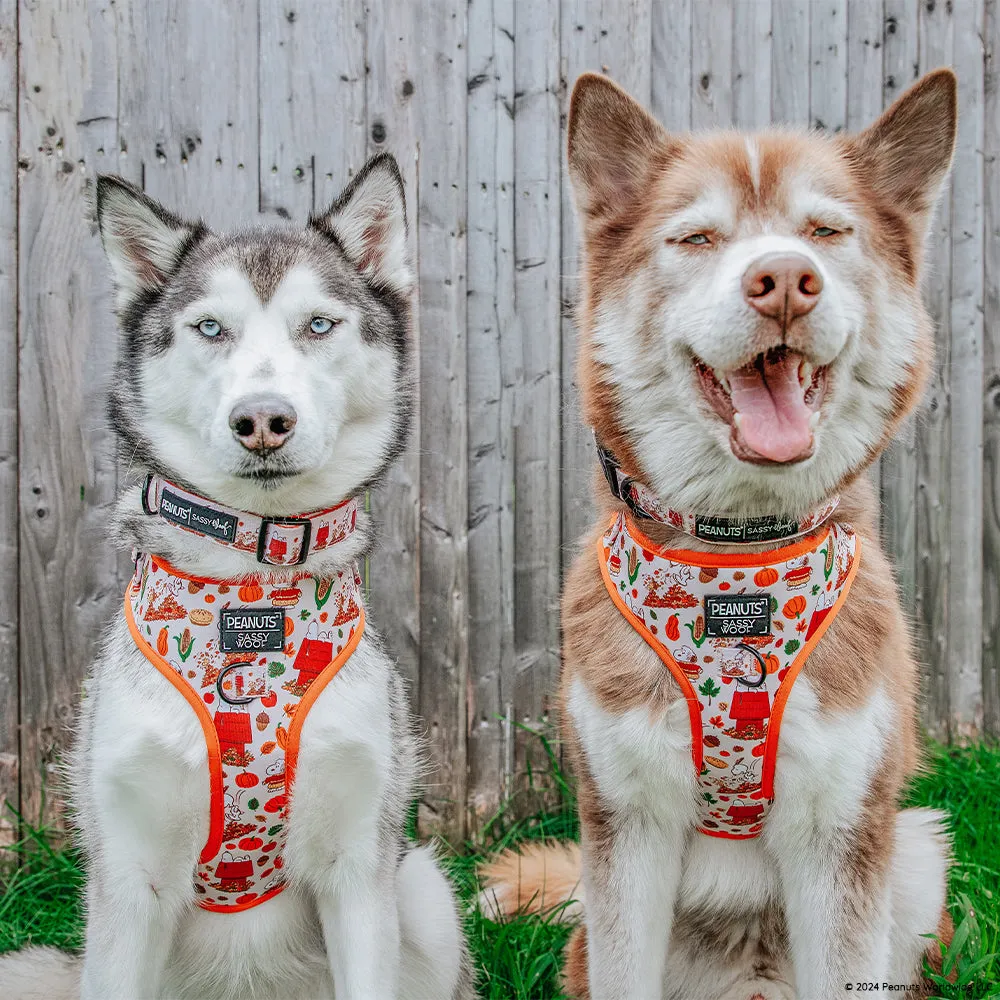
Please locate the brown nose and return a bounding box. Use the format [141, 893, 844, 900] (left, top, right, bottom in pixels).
[229, 397, 298, 452]
[742, 252, 823, 327]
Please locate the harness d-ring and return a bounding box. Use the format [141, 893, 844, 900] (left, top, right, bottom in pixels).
[735, 642, 768, 688]
[217, 661, 259, 705]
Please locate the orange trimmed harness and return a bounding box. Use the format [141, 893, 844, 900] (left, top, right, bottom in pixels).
[126, 483, 365, 911]
[595, 443, 859, 839]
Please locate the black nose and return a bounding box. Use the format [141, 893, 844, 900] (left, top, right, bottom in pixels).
[229, 397, 298, 452]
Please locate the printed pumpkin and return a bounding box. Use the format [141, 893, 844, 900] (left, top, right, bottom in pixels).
[238, 581, 264, 603]
[782, 595, 808, 619]
[754, 567, 779, 588]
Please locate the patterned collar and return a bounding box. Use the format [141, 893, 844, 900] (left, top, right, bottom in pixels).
[141, 474, 359, 567]
[595, 439, 839, 546]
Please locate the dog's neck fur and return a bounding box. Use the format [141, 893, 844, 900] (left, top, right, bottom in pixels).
[112, 474, 372, 582]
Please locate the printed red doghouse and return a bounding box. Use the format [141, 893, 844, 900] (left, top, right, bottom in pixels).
[286, 621, 335, 695]
[726, 798, 765, 826]
[212, 850, 253, 893]
[214, 706, 252, 765]
[727, 680, 771, 740]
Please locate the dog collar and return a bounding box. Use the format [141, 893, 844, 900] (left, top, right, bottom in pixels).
[141, 474, 360, 567]
[595, 439, 839, 545]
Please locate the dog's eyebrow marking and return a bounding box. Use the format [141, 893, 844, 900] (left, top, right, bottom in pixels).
[745, 137, 760, 198]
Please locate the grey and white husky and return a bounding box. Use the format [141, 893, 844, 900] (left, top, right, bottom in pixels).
[0, 154, 473, 1000]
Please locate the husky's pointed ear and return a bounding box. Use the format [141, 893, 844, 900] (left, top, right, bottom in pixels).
[568, 72, 669, 218]
[311, 153, 411, 294]
[96, 175, 204, 311]
[851, 69, 957, 226]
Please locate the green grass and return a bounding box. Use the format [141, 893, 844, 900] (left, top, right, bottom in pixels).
[2, 740, 998, 998]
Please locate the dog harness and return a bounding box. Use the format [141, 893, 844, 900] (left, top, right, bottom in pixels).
[596, 445, 860, 839]
[125, 484, 365, 911]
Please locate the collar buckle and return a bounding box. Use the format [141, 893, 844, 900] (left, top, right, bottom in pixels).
[257, 517, 312, 566]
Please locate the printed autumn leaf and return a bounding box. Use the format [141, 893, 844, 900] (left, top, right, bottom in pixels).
[698, 677, 721, 704]
[784, 639, 801, 654]
[709, 714, 723, 729]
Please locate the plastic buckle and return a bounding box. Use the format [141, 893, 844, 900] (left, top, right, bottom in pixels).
[140, 473, 158, 515]
[256, 516, 311, 565]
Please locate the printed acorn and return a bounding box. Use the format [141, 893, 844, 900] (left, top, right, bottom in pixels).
[698, 567, 718, 583]
[256, 711, 270, 731]
[174, 627, 194, 661]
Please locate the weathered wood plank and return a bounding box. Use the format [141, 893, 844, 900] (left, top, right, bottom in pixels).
[732, 0, 772, 129]
[880, 0, 921, 615]
[846, 0, 885, 130]
[465, 0, 516, 831]
[512, 0, 563, 810]
[0, 0, 16, 840]
[18, 0, 121, 828]
[771, 1, 810, 125]
[946, 1, 985, 741]
[259, 0, 367, 222]
[365, 3, 423, 699]
[811, 1, 849, 133]
[914, 0, 954, 740]
[560, 0, 653, 577]
[984, 0, 1000, 740]
[651, 0, 692, 130]
[691, 0, 733, 128]
[412, 1, 470, 838]
[115, 1, 258, 229]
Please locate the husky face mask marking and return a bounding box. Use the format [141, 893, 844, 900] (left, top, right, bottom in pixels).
[97, 153, 412, 515]
[567, 70, 957, 517]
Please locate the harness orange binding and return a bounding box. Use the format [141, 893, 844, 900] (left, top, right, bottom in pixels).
[599, 511, 859, 839]
[126, 553, 364, 911]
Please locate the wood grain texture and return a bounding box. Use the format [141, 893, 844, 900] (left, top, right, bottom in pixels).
[946, 0, 985, 740]
[512, 0, 562, 809]
[691, 0, 733, 128]
[365, 2, 423, 698]
[466, 0, 516, 830]
[560, 0, 653, 578]
[18, 0, 121, 828]
[985, 0, 1000, 740]
[732, 0, 772, 129]
[652, 0, 693, 130]
[116, 1, 258, 228]
[258, 0, 367, 222]
[915, 0, 954, 741]
[0, 0, 15, 841]
[412, 0, 470, 838]
[811, 1, 848, 133]
[879, 0, 921, 616]
[771, 0, 810, 125]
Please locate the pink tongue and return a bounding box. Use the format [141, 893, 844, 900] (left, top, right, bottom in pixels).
[728, 351, 813, 462]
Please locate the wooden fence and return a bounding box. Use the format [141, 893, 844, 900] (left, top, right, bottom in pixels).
[2, 0, 997, 843]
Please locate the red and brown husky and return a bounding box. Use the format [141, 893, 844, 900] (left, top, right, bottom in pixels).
[483, 70, 958, 1000]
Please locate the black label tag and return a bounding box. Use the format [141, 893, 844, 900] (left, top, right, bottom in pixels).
[159, 487, 238, 543]
[219, 607, 286, 652]
[704, 594, 772, 637]
[694, 514, 798, 544]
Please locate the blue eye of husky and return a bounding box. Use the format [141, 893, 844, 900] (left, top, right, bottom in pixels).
[812, 226, 838, 238]
[682, 233, 710, 245]
[197, 318, 222, 338]
[309, 316, 336, 335]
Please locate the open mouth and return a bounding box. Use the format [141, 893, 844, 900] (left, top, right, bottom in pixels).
[694, 347, 828, 464]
